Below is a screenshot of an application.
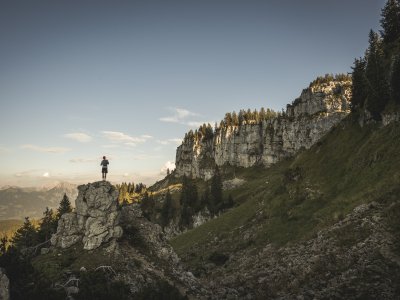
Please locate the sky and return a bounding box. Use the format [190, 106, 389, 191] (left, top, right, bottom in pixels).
[0, 0, 385, 187]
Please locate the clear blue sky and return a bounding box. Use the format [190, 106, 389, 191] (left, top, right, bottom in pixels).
[0, 0, 385, 187]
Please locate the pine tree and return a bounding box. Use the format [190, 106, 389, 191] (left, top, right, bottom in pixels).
[11, 217, 38, 251]
[365, 30, 390, 120]
[38, 207, 57, 242]
[351, 57, 368, 111]
[391, 54, 400, 103]
[179, 176, 198, 228]
[210, 166, 223, 215]
[380, 0, 400, 45]
[161, 189, 174, 228]
[140, 192, 155, 220]
[201, 188, 210, 209]
[57, 193, 72, 219]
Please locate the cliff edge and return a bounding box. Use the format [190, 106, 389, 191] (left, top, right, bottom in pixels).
[175, 77, 352, 179]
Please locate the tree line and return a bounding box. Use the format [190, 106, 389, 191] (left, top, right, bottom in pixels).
[115, 182, 147, 204]
[140, 167, 234, 230]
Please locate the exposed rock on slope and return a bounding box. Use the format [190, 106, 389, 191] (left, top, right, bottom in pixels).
[185, 201, 400, 299]
[175, 78, 351, 179]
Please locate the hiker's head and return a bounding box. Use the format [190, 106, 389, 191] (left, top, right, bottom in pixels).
[103, 156, 106, 159]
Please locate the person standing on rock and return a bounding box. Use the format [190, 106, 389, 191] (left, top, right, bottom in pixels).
[101, 156, 109, 180]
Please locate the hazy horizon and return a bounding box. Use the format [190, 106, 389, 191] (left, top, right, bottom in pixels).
[0, 0, 385, 187]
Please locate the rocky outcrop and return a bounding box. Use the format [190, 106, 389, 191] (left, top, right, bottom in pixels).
[51, 181, 123, 250]
[175, 78, 351, 179]
[46, 181, 210, 298]
[0, 268, 9, 300]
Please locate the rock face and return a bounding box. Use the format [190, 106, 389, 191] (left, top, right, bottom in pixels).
[51, 181, 123, 250]
[175, 79, 351, 179]
[0, 268, 9, 300]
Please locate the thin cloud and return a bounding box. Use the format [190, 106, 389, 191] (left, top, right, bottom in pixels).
[187, 121, 204, 128]
[64, 132, 92, 143]
[101, 131, 152, 146]
[69, 158, 98, 163]
[159, 108, 199, 124]
[14, 170, 39, 177]
[21, 144, 71, 154]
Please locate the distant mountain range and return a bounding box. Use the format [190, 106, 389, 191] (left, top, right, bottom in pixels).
[0, 182, 78, 220]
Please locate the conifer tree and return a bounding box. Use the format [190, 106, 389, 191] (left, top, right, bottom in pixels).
[210, 166, 223, 215]
[365, 30, 390, 120]
[11, 217, 38, 251]
[38, 207, 57, 242]
[161, 189, 174, 228]
[57, 193, 72, 219]
[201, 188, 210, 209]
[380, 0, 400, 45]
[179, 176, 198, 228]
[391, 54, 400, 104]
[140, 192, 155, 220]
[351, 57, 368, 111]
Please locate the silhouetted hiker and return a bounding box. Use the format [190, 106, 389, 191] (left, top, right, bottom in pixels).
[101, 156, 109, 180]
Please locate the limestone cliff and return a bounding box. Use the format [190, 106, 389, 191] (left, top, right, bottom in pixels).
[175, 78, 352, 179]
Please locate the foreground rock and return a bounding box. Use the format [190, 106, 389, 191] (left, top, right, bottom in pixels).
[51, 181, 122, 250]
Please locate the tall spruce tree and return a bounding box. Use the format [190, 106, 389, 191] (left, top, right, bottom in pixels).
[161, 189, 174, 228]
[57, 193, 72, 219]
[351, 57, 368, 111]
[179, 176, 198, 228]
[38, 207, 57, 242]
[365, 30, 390, 120]
[380, 0, 400, 45]
[140, 192, 155, 220]
[391, 54, 400, 103]
[210, 166, 223, 215]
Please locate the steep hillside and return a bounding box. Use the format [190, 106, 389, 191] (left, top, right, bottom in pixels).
[170, 117, 400, 298]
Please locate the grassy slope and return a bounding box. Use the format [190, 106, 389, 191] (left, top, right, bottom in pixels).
[170, 117, 400, 268]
